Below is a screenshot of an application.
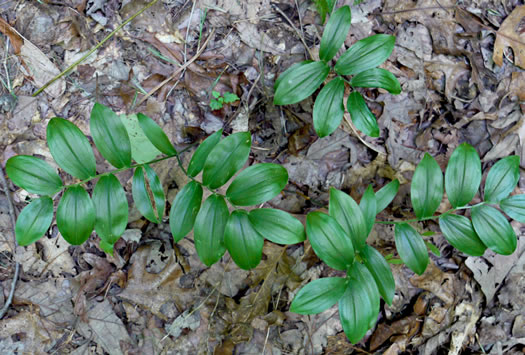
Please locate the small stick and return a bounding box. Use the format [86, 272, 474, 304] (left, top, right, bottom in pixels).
[0, 168, 20, 319]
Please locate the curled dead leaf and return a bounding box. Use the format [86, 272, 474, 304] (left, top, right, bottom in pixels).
[493, 6, 525, 69]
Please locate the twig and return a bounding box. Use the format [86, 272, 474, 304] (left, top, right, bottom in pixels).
[0, 167, 20, 319]
[271, 3, 314, 60]
[136, 28, 216, 107]
[32, 0, 161, 97]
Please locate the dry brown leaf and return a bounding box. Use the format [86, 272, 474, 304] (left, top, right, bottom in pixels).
[0, 17, 23, 53]
[493, 6, 525, 69]
[410, 261, 459, 306]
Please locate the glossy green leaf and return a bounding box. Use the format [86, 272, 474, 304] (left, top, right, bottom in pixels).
[290, 277, 347, 314]
[484, 156, 520, 203]
[248, 208, 305, 244]
[411, 153, 443, 219]
[319, 6, 351, 62]
[350, 68, 401, 94]
[329, 188, 367, 251]
[425, 241, 441, 256]
[375, 179, 399, 214]
[274, 61, 330, 105]
[187, 129, 223, 177]
[193, 194, 229, 266]
[224, 210, 264, 270]
[445, 143, 481, 207]
[313, 77, 345, 137]
[361, 245, 395, 306]
[439, 214, 486, 256]
[56, 186, 95, 245]
[90, 103, 132, 168]
[472, 205, 516, 255]
[500, 194, 525, 223]
[169, 181, 203, 242]
[99, 240, 114, 255]
[274, 61, 313, 90]
[15, 197, 54, 246]
[359, 185, 376, 237]
[92, 174, 128, 246]
[132, 165, 165, 223]
[346, 91, 379, 137]
[202, 131, 251, 189]
[313, 0, 336, 24]
[226, 163, 288, 206]
[306, 211, 354, 270]
[120, 114, 161, 163]
[335, 34, 396, 75]
[137, 113, 177, 156]
[6, 155, 63, 195]
[394, 223, 428, 275]
[47, 117, 96, 179]
[339, 263, 380, 344]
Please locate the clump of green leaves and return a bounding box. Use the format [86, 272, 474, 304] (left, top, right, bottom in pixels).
[210, 90, 240, 110]
[7, 103, 305, 264]
[290, 143, 522, 343]
[274, 5, 400, 138]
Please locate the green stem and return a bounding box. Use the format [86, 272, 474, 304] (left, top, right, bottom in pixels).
[374, 202, 487, 225]
[32, 0, 160, 97]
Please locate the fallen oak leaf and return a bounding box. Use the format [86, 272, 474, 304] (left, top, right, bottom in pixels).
[493, 5, 525, 69]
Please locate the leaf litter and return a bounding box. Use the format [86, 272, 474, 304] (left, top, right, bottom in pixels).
[0, 0, 525, 353]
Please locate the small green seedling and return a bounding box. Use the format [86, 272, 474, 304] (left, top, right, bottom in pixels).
[210, 91, 240, 110]
[274, 5, 400, 138]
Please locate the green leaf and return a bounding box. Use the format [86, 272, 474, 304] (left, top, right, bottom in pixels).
[306, 211, 354, 271]
[425, 241, 441, 257]
[375, 179, 399, 214]
[187, 129, 223, 177]
[15, 197, 54, 246]
[394, 223, 428, 275]
[346, 91, 379, 137]
[92, 174, 128, 246]
[248, 208, 306, 244]
[90, 103, 132, 168]
[224, 210, 264, 270]
[350, 68, 401, 94]
[471, 205, 517, 255]
[6, 155, 63, 195]
[361, 245, 395, 306]
[319, 6, 351, 62]
[314, 0, 336, 24]
[274, 61, 312, 90]
[445, 143, 481, 207]
[329, 188, 367, 251]
[484, 156, 520, 203]
[193, 194, 229, 266]
[47, 117, 96, 180]
[137, 113, 177, 156]
[411, 153, 443, 219]
[132, 165, 165, 224]
[339, 263, 380, 344]
[99, 240, 114, 255]
[169, 181, 203, 242]
[274, 61, 330, 105]
[226, 163, 288, 206]
[359, 185, 376, 237]
[202, 131, 251, 189]
[56, 186, 95, 245]
[313, 77, 345, 137]
[120, 114, 162, 164]
[439, 214, 486, 256]
[290, 277, 347, 314]
[335, 34, 396, 75]
[212, 91, 221, 99]
[500, 194, 525, 223]
[210, 100, 223, 110]
[222, 92, 240, 103]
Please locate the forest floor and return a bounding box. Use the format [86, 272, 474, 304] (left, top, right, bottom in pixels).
[0, 0, 524, 354]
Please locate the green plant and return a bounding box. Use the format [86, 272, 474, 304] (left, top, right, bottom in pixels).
[209, 90, 240, 110]
[6, 104, 524, 345]
[290, 143, 523, 343]
[6, 102, 305, 263]
[274, 5, 400, 138]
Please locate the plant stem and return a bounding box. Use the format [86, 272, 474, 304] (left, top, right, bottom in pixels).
[32, 0, 160, 97]
[374, 202, 487, 225]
